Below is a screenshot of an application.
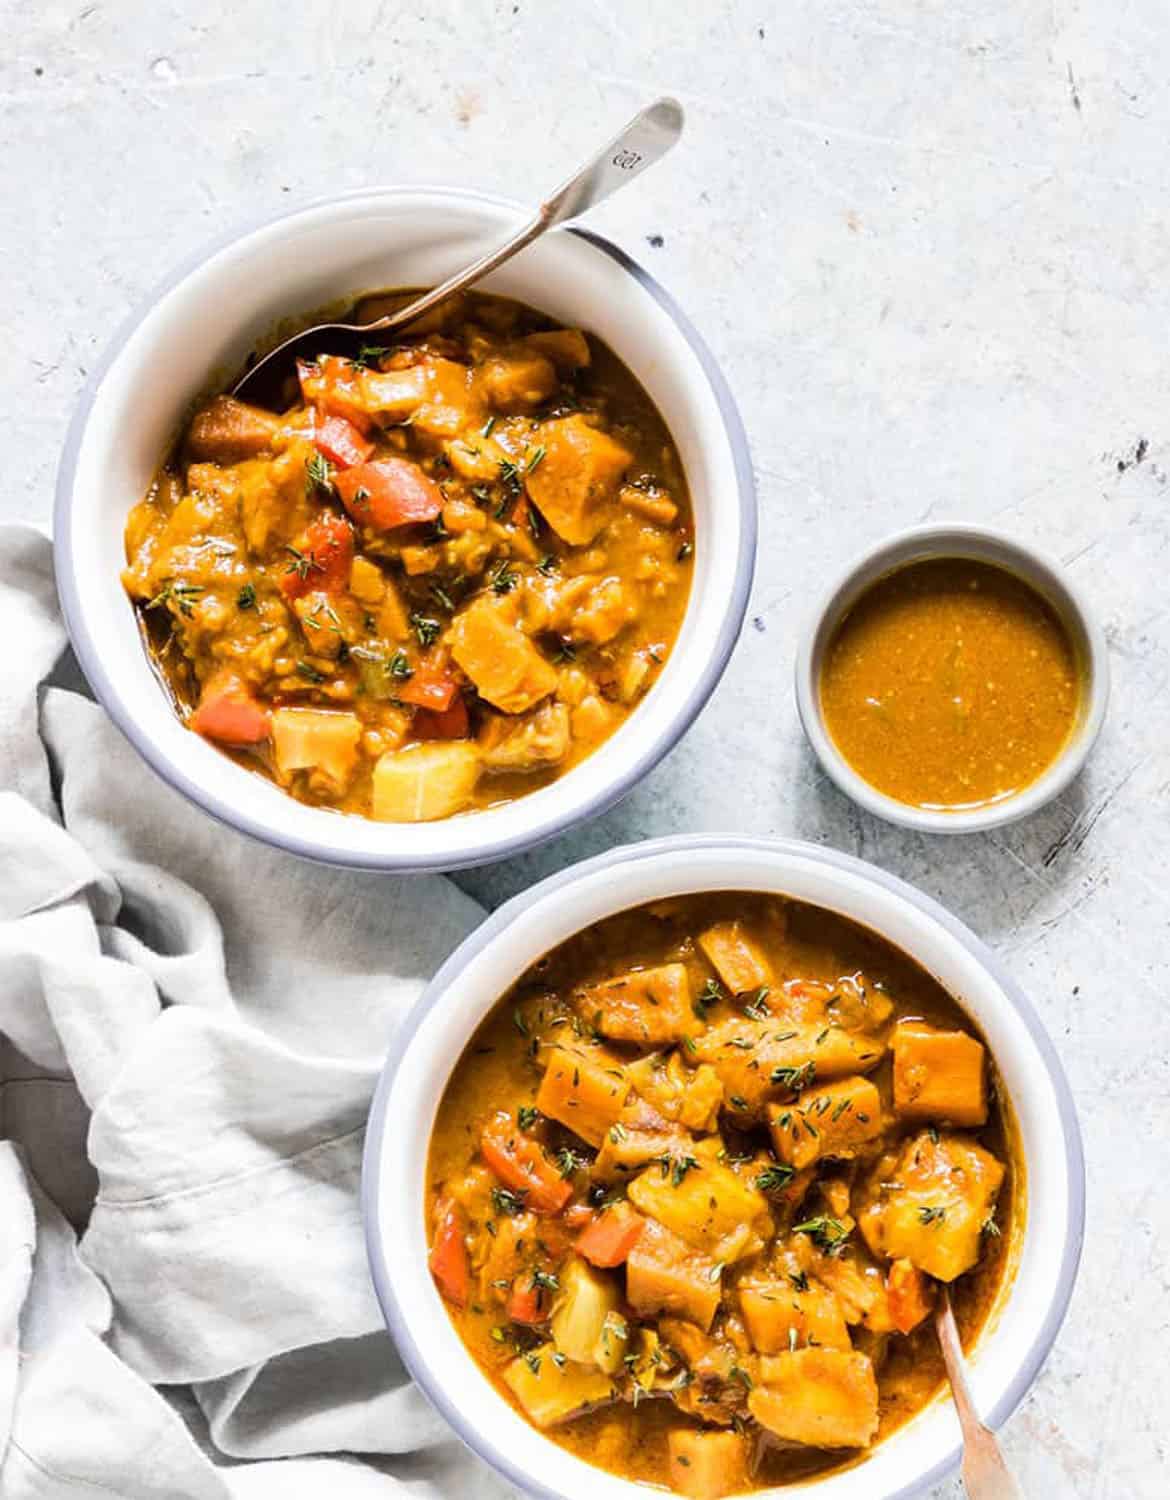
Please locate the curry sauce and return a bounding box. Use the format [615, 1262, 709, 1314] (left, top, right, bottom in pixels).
[426, 894, 1019, 1496]
[122, 290, 693, 822]
[820, 557, 1080, 811]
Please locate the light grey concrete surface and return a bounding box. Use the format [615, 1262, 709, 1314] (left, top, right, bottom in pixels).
[4, 1, 1168, 1495]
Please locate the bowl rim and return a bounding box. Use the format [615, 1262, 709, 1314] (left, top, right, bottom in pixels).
[793, 522, 1110, 834]
[362, 832, 1086, 1500]
[52, 186, 757, 872]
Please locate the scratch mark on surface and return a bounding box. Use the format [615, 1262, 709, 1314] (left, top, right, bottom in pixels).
[1067, 62, 1082, 113]
[1042, 758, 1147, 867]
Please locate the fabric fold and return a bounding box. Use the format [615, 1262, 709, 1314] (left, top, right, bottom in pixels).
[0, 526, 511, 1497]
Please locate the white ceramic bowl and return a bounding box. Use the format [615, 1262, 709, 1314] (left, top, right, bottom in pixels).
[363, 834, 1084, 1500]
[794, 524, 1109, 834]
[54, 188, 755, 872]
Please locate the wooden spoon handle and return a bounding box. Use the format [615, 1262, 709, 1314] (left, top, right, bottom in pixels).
[935, 1289, 1025, 1500]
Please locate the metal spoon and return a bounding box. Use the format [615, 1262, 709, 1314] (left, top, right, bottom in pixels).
[233, 96, 684, 402]
[935, 1286, 1025, 1499]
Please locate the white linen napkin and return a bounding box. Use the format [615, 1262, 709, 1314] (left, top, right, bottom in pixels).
[0, 524, 515, 1497]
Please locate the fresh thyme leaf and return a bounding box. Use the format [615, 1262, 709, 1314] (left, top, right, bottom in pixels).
[146, 580, 203, 618]
[918, 1205, 947, 1226]
[537, 553, 557, 575]
[388, 649, 413, 680]
[676, 540, 694, 561]
[771, 1061, 817, 1092]
[744, 986, 771, 1019]
[555, 1147, 584, 1179]
[490, 561, 519, 595]
[525, 443, 546, 474]
[755, 1164, 796, 1193]
[670, 1154, 699, 1187]
[295, 660, 325, 684]
[305, 452, 335, 495]
[491, 1186, 527, 1217]
[284, 544, 326, 582]
[351, 344, 389, 369]
[481, 416, 496, 438]
[793, 1215, 851, 1255]
[517, 1105, 538, 1131]
[411, 614, 441, 647]
[236, 583, 257, 610]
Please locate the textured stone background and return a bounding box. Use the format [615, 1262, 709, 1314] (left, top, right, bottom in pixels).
[3, 1, 1168, 1495]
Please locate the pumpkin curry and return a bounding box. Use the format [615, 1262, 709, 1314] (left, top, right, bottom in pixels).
[122, 291, 692, 822]
[820, 557, 1080, 812]
[427, 893, 1018, 1497]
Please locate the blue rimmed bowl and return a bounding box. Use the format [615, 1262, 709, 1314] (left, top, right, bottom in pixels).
[54, 189, 755, 872]
[363, 834, 1084, 1499]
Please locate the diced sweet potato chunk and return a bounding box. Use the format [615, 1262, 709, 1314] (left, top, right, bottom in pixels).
[740, 1278, 852, 1353]
[857, 1131, 1005, 1282]
[667, 1429, 750, 1499]
[503, 1343, 616, 1428]
[698, 921, 773, 995]
[479, 350, 557, 411]
[892, 1021, 987, 1127]
[626, 1217, 722, 1331]
[582, 963, 693, 1046]
[370, 742, 480, 822]
[769, 1075, 883, 1170]
[448, 595, 558, 714]
[750, 1349, 879, 1448]
[627, 1151, 771, 1263]
[186, 395, 280, 463]
[524, 328, 591, 370]
[535, 1045, 629, 1148]
[525, 415, 632, 545]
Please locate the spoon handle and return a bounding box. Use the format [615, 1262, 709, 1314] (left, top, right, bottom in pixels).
[935, 1290, 1026, 1500]
[369, 97, 684, 334]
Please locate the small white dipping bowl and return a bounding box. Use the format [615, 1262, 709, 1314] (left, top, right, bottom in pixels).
[363, 834, 1084, 1500]
[54, 188, 755, 872]
[794, 524, 1109, 834]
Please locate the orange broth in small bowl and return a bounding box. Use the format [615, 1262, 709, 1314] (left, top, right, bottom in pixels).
[795, 527, 1108, 833]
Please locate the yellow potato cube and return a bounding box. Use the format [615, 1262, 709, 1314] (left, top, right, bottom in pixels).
[667, 1429, 749, 1499]
[503, 1343, 616, 1428]
[740, 1278, 852, 1353]
[271, 708, 361, 789]
[628, 1151, 771, 1262]
[857, 1130, 1005, 1282]
[749, 1348, 879, 1448]
[370, 742, 480, 822]
[769, 1075, 883, 1170]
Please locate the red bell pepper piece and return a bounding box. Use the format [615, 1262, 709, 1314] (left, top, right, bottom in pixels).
[481, 1111, 572, 1215]
[297, 356, 373, 434]
[428, 1199, 470, 1308]
[278, 513, 354, 600]
[575, 1207, 645, 1268]
[398, 659, 459, 713]
[189, 674, 271, 747]
[506, 1271, 555, 1326]
[413, 695, 469, 740]
[313, 412, 374, 469]
[334, 458, 443, 530]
